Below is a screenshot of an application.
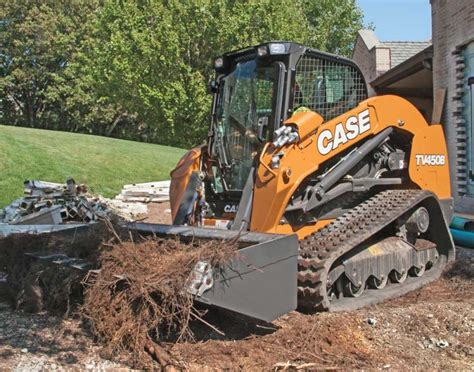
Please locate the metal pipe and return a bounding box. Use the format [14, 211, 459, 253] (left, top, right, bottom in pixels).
[450, 228, 474, 248]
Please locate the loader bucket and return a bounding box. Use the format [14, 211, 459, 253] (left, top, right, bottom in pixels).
[129, 223, 299, 322]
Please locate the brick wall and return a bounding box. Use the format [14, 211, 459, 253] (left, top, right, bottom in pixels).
[352, 38, 377, 96]
[353, 39, 391, 96]
[375, 47, 391, 75]
[432, 0, 474, 212]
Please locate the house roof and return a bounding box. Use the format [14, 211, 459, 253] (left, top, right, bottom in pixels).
[371, 45, 433, 94]
[354, 30, 431, 68]
[380, 41, 432, 68]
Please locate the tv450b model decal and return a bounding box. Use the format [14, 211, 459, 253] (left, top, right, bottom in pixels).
[415, 154, 446, 166]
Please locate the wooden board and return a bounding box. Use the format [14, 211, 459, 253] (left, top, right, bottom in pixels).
[115, 195, 169, 203]
[115, 180, 170, 203]
[431, 88, 446, 124]
[123, 180, 171, 189]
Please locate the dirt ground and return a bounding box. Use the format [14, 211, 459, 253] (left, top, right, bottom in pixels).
[141, 202, 172, 224]
[176, 248, 474, 370]
[0, 204, 473, 370]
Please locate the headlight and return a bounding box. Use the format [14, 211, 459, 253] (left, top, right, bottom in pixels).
[257, 45, 268, 56]
[269, 43, 286, 54]
[214, 57, 224, 69]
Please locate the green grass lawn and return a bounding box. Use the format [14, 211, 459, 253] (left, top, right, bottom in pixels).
[0, 125, 186, 207]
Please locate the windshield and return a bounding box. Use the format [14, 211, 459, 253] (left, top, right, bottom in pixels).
[215, 59, 276, 191]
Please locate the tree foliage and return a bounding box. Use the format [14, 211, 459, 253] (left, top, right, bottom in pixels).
[0, 0, 365, 148]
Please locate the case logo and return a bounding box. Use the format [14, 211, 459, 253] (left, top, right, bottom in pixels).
[317, 109, 371, 155]
[224, 204, 237, 213]
[415, 154, 446, 166]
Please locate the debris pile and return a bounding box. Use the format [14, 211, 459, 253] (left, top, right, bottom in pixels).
[81, 236, 237, 369]
[0, 220, 111, 311]
[104, 197, 149, 221]
[0, 178, 108, 225]
[115, 180, 170, 203]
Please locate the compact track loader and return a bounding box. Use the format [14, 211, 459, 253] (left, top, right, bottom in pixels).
[133, 41, 455, 322]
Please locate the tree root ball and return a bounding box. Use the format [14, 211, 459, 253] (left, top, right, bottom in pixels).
[80, 237, 237, 369]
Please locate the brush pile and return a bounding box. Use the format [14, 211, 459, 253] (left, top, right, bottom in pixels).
[0, 222, 112, 312]
[1, 214, 238, 368]
[81, 236, 237, 368]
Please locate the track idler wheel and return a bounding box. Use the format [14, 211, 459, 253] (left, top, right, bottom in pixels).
[406, 207, 430, 234]
[390, 269, 408, 283]
[368, 275, 388, 289]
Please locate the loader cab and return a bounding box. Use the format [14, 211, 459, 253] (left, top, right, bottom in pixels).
[209, 42, 297, 193]
[207, 42, 368, 217]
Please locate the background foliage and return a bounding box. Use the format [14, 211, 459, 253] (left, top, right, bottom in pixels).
[0, 0, 365, 148]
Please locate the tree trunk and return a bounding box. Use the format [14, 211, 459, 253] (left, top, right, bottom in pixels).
[106, 113, 124, 136]
[24, 95, 35, 128]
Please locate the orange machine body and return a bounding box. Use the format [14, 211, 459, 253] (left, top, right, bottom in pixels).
[170, 95, 451, 239]
[252, 95, 450, 238]
[169, 146, 202, 222]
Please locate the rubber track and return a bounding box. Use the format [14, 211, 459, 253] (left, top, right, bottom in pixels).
[297, 189, 449, 312]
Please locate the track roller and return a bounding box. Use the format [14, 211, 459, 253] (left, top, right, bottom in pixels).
[390, 269, 408, 283]
[342, 276, 365, 297]
[368, 275, 388, 289]
[409, 265, 426, 277]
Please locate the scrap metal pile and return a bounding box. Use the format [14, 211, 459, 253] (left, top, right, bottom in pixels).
[0, 178, 108, 225]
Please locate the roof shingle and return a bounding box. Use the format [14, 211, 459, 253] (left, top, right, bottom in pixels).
[380, 41, 432, 68]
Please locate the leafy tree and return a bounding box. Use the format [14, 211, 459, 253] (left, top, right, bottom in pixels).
[0, 0, 366, 148]
[302, 0, 365, 56]
[0, 2, 92, 128]
[85, 0, 309, 147]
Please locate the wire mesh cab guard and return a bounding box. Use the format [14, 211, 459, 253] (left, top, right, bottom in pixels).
[292, 53, 368, 121]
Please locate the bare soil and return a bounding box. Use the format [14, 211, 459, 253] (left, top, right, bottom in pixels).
[0, 240, 472, 370]
[141, 202, 172, 224]
[170, 248, 474, 370]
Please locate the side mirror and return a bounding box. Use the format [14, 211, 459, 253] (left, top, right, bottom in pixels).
[208, 80, 218, 94]
[257, 116, 269, 142]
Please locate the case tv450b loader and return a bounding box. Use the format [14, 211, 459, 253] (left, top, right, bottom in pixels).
[133, 42, 455, 322]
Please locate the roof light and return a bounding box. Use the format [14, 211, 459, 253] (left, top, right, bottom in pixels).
[269, 43, 286, 54]
[214, 57, 224, 69]
[257, 45, 268, 56]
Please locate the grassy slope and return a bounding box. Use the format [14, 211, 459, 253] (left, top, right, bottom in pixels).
[0, 125, 186, 207]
